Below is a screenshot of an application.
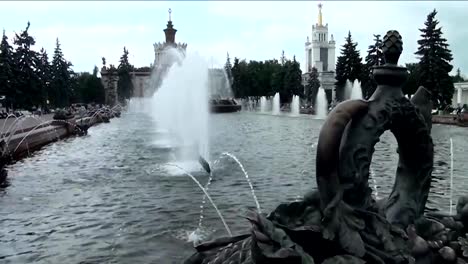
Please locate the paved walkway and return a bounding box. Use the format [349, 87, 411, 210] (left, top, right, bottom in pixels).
[0, 114, 54, 134]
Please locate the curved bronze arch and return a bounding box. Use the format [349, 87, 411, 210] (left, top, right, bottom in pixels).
[338, 92, 434, 227]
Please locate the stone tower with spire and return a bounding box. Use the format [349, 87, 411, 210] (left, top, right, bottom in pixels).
[149, 8, 188, 94]
[153, 8, 187, 70]
[101, 8, 189, 104]
[303, 3, 336, 103]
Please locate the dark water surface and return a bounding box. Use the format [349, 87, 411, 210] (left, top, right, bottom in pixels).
[1, 111, 468, 263]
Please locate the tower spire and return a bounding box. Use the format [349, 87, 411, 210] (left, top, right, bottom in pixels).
[164, 8, 177, 45]
[318, 3, 323, 26]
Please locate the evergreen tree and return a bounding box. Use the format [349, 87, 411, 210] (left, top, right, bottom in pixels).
[282, 56, 302, 102]
[50, 38, 74, 108]
[280, 50, 286, 65]
[0, 30, 15, 111]
[224, 52, 233, 87]
[231, 57, 251, 98]
[75, 66, 105, 104]
[36, 48, 51, 109]
[106, 64, 118, 105]
[365, 34, 384, 67]
[402, 63, 422, 97]
[415, 9, 454, 110]
[451, 68, 464, 83]
[334, 31, 363, 101]
[305, 67, 321, 106]
[13, 22, 41, 109]
[361, 34, 384, 99]
[271, 60, 286, 96]
[117, 47, 134, 103]
[231, 57, 240, 97]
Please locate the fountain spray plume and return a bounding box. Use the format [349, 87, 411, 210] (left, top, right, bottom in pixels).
[350, 80, 363, 100]
[315, 87, 328, 119]
[272, 93, 280, 115]
[151, 48, 210, 166]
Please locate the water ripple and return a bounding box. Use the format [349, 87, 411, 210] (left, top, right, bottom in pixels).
[0, 112, 467, 262]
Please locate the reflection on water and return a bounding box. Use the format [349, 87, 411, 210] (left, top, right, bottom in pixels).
[1, 112, 468, 263]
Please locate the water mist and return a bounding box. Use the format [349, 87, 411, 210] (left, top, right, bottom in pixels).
[151, 49, 210, 165]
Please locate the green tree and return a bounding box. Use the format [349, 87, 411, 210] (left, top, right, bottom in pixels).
[117, 47, 134, 103]
[50, 38, 74, 108]
[36, 48, 51, 109]
[0, 29, 16, 111]
[305, 67, 321, 106]
[451, 68, 465, 83]
[271, 60, 286, 97]
[75, 66, 105, 104]
[335, 31, 363, 101]
[402, 63, 422, 98]
[361, 34, 384, 99]
[231, 57, 250, 98]
[365, 34, 384, 67]
[260, 59, 280, 97]
[13, 22, 41, 109]
[280, 50, 286, 65]
[282, 56, 302, 102]
[415, 9, 454, 110]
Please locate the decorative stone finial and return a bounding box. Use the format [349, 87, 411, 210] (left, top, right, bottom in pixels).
[382, 30, 403, 65]
[168, 8, 172, 22]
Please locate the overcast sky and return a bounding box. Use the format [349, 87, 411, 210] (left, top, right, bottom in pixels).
[1, 1, 467, 76]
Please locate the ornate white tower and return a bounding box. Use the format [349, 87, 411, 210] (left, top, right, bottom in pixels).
[304, 3, 335, 72]
[303, 3, 336, 103]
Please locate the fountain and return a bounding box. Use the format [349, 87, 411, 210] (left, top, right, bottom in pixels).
[151, 49, 210, 164]
[209, 67, 241, 113]
[291, 95, 300, 116]
[344, 79, 353, 100]
[184, 30, 468, 264]
[350, 80, 363, 100]
[260, 96, 268, 113]
[315, 87, 328, 119]
[272, 93, 280, 115]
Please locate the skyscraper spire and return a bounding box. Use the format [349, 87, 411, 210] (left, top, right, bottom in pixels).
[318, 3, 323, 26]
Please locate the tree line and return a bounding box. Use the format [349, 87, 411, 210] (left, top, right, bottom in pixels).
[228, 51, 303, 104]
[228, 9, 463, 110]
[0, 22, 138, 112]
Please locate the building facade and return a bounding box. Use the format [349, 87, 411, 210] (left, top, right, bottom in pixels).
[452, 82, 468, 108]
[302, 3, 336, 103]
[100, 9, 187, 105]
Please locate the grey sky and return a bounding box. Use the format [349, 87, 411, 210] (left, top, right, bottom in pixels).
[1, 1, 466, 76]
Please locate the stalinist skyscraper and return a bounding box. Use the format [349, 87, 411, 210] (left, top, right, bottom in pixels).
[303, 3, 336, 103]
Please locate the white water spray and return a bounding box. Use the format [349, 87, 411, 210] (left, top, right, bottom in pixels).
[344, 80, 353, 100]
[272, 93, 280, 115]
[166, 163, 232, 237]
[151, 49, 210, 163]
[350, 80, 363, 100]
[315, 88, 328, 119]
[221, 152, 261, 213]
[260, 96, 268, 113]
[291, 95, 300, 116]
